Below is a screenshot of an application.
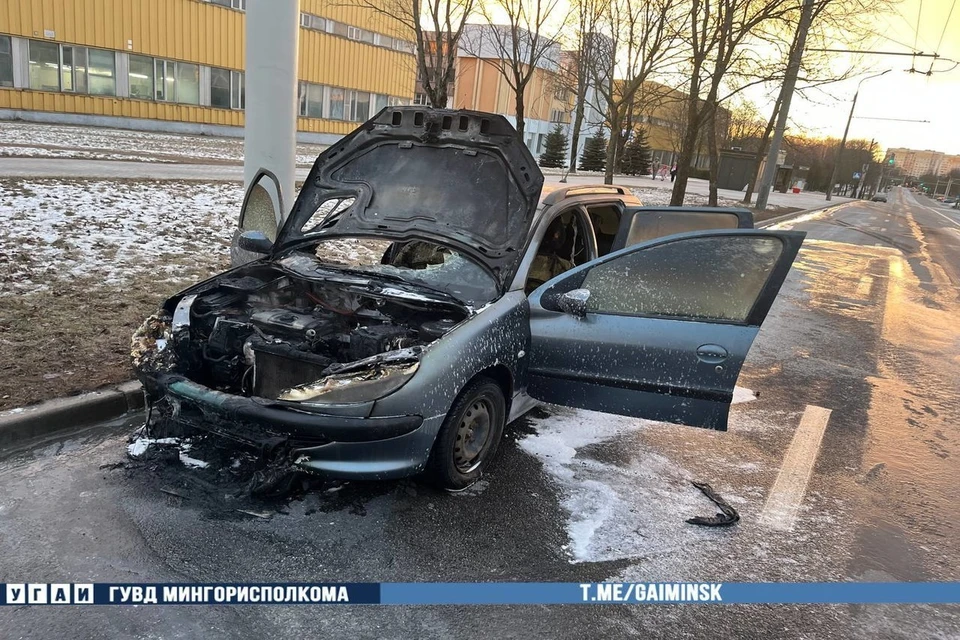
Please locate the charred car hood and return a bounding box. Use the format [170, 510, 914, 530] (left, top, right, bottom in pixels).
[275, 107, 545, 285]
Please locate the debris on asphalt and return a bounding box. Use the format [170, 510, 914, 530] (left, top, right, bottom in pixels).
[236, 509, 273, 520]
[685, 481, 741, 527]
[159, 487, 188, 499]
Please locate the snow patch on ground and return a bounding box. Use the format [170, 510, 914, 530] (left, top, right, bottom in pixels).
[0, 179, 243, 295]
[0, 179, 382, 296]
[631, 187, 743, 208]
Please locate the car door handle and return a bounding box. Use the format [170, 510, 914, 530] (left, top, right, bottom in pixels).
[696, 344, 729, 363]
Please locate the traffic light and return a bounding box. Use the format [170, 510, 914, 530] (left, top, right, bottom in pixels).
[887, 153, 896, 166]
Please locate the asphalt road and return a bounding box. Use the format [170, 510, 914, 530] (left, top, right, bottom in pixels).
[1, 188, 958, 639]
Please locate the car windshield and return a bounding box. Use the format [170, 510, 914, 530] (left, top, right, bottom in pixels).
[300, 236, 500, 307]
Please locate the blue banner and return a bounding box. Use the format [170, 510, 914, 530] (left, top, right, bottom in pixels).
[3, 582, 960, 605]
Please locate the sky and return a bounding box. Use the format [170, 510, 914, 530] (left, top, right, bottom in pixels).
[475, 0, 959, 154]
[775, 0, 960, 155]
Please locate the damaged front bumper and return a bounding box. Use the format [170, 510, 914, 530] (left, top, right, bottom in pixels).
[145, 374, 429, 480]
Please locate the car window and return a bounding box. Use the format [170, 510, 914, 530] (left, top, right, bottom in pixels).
[306, 237, 500, 306]
[585, 204, 621, 256]
[525, 209, 588, 294]
[622, 210, 742, 248]
[581, 235, 783, 323]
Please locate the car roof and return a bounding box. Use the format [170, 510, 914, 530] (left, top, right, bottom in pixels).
[539, 183, 637, 206]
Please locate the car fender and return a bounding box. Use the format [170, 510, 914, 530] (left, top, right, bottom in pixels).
[371, 291, 530, 431]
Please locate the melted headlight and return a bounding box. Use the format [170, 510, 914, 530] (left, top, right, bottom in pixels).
[278, 363, 419, 404]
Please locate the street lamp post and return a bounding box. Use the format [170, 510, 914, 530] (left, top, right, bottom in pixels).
[825, 70, 890, 201]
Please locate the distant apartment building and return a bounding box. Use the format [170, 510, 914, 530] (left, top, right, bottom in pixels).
[887, 148, 946, 178]
[0, 0, 415, 142]
[939, 154, 960, 176]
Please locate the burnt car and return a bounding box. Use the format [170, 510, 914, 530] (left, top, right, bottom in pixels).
[133, 107, 804, 489]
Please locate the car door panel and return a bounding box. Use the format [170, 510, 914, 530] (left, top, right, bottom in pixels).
[612, 206, 754, 251]
[526, 229, 805, 431]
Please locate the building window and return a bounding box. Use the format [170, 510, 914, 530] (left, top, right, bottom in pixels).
[230, 69, 244, 109]
[349, 90, 370, 121]
[28, 40, 60, 91]
[86, 48, 116, 95]
[210, 0, 246, 10]
[347, 26, 362, 40]
[175, 62, 200, 104]
[210, 67, 231, 108]
[299, 82, 324, 118]
[0, 36, 12, 87]
[155, 59, 175, 100]
[328, 87, 345, 119]
[413, 93, 428, 106]
[373, 93, 388, 113]
[128, 54, 154, 99]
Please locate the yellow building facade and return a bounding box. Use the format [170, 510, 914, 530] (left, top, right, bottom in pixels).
[0, 0, 416, 142]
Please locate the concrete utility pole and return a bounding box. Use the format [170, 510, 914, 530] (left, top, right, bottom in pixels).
[755, 0, 815, 211]
[825, 70, 891, 201]
[243, 0, 300, 225]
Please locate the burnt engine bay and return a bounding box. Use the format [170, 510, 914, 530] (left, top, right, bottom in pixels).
[172, 267, 465, 400]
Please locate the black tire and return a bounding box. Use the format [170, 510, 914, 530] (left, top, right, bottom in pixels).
[426, 376, 507, 490]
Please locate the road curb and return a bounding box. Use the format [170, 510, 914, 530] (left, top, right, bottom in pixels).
[758, 202, 846, 228]
[0, 381, 144, 447]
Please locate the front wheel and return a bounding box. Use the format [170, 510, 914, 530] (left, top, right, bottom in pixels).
[426, 376, 506, 490]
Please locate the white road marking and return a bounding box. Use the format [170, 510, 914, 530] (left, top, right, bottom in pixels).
[855, 275, 873, 297]
[758, 405, 833, 531]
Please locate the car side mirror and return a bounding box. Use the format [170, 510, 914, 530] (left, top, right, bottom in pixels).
[558, 288, 590, 319]
[237, 230, 274, 254]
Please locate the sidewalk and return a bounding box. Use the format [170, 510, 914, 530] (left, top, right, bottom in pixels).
[551, 172, 852, 211]
[0, 157, 851, 211]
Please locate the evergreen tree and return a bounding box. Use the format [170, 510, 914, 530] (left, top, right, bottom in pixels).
[538, 124, 568, 168]
[620, 127, 653, 176]
[578, 132, 607, 172]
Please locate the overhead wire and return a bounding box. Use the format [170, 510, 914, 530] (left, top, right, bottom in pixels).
[926, 0, 957, 75]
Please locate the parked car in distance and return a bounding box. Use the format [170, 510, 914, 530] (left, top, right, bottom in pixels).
[871, 192, 888, 202]
[132, 107, 805, 489]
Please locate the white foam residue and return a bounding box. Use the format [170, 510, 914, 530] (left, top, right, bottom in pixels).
[519, 407, 714, 564]
[733, 386, 757, 404]
[178, 452, 209, 469]
[127, 437, 179, 458]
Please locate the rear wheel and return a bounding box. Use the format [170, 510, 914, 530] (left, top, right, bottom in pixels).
[426, 376, 506, 490]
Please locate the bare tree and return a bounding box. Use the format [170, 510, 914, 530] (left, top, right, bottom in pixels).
[670, 0, 898, 206]
[352, 0, 477, 108]
[565, 0, 607, 171]
[669, 0, 801, 206]
[723, 97, 767, 149]
[462, 0, 567, 140]
[590, 0, 685, 184]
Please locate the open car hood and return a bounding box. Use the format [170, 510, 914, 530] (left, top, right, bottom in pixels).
[274, 107, 544, 285]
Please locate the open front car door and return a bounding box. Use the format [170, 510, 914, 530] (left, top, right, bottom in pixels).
[527, 229, 805, 431]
